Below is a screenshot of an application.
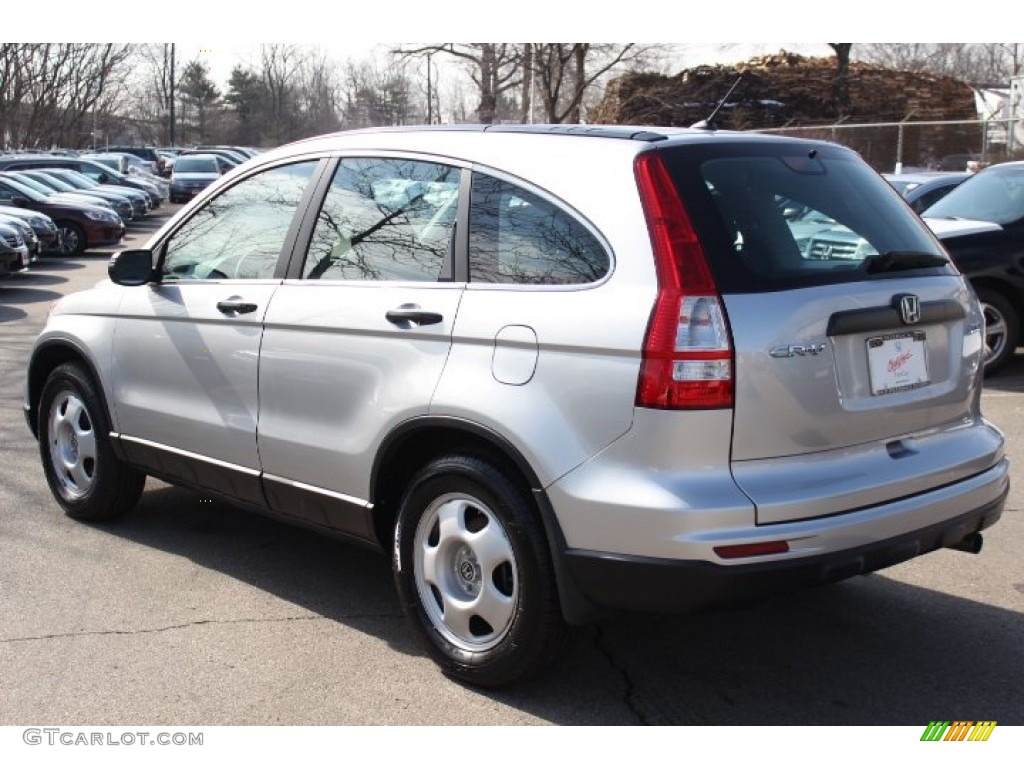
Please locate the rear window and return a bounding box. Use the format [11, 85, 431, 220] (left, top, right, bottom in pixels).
[659, 142, 951, 292]
[175, 156, 219, 174]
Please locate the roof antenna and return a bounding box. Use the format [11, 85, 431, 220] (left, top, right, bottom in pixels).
[690, 74, 744, 130]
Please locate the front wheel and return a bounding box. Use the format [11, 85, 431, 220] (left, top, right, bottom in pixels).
[56, 221, 86, 256]
[393, 453, 566, 687]
[39, 363, 145, 521]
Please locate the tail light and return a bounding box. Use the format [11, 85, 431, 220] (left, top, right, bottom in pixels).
[634, 151, 733, 409]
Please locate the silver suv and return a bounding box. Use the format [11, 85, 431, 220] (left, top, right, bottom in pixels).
[25, 126, 1009, 686]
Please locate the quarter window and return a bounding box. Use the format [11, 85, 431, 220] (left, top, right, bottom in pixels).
[302, 158, 460, 281]
[468, 174, 609, 285]
[161, 161, 317, 280]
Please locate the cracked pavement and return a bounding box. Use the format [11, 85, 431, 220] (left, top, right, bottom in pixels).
[2, 217, 1023, 725]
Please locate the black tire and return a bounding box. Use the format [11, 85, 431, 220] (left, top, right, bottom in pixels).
[976, 288, 1019, 375]
[56, 221, 86, 256]
[38, 363, 145, 521]
[393, 453, 566, 687]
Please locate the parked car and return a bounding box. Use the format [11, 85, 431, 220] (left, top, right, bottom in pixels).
[168, 154, 223, 203]
[179, 148, 247, 166]
[85, 153, 171, 198]
[1, 171, 121, 217]
[883, 172, 971, 214]
[922, 161, 1024, 373]
[0, 205, 62, 255]
[0, 220, 31, 275]
[25, 126, 1008, 686]
[157, 152, 178, 177]
[15, 169, 135, 222]
[0, 211, 42, 262]
[81, 152, 129, 175]
[0, 155, 165, 208]
[44, 169, 151, 218]
[0, 174, 124, 255]
[103, 145, 164, 175]
[195, 145, 258, 159]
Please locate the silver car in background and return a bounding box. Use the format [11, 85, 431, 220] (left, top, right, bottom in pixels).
[25, 126, 1008, 686]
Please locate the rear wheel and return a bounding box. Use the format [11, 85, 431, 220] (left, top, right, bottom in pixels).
[39, 363, 145, 521]
[56, 221, 86, 256]
[393, 453, 566, 687]
[977, 288, 1019, 374]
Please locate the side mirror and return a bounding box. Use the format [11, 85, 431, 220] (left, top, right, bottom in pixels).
[98, 172, 109, 184]
[108, 249, 155, 286]
[11, 196, 29, 207]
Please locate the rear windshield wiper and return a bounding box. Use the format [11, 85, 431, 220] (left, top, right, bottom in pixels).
[863, 251, 949, 274]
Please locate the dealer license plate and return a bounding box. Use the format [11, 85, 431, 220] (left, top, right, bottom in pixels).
[867, 331, 930, 395]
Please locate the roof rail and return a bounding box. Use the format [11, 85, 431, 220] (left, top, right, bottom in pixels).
[482, 124, 669, 141]
[284, 123, 670, 148]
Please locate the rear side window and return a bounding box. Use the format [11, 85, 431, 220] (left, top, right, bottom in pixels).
[469, 173, 609, 285]
[660, 143, 950, 292]
[302, 157, 460, 282]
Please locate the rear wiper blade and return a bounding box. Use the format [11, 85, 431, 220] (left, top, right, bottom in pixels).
[863, 251, 949, 274]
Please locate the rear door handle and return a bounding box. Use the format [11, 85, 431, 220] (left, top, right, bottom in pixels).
[386, 305, 443, 327]
[217, 298, 258, 315]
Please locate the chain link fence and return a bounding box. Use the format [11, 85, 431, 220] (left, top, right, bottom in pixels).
[754, 118, 1024, 173]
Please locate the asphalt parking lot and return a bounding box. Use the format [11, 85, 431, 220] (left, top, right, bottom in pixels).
[1, 208, 1022, 725]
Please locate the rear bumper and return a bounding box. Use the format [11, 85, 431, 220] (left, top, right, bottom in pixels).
[562, 461, 1008, 614]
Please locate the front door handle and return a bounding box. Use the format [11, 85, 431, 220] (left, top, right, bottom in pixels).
[217, 298, 258, 315]
[386, 305, 443, 327]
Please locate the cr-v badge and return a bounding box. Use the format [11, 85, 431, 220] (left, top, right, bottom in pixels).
[770, 343, 827, 358]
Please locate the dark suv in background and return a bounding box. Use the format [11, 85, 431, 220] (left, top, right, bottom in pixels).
[922, 161, 1024, 373]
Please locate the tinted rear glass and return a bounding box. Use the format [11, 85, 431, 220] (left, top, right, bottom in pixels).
[659, 141, 951, 292]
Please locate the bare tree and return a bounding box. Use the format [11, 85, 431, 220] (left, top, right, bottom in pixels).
[125, 44, 181, 144]
[396, 44, 522, 122]
[341, 58, 418, 129]
[298, 49, 342, 136]
[529, 44, 656, 123]
[858, 43, 1024, 85]
[260, 44, 304, 145]
[829, 43, 854, 115]
[0, 44, 135, 149]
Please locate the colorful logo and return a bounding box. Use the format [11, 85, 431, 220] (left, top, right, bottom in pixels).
[920, 721, 997, 742]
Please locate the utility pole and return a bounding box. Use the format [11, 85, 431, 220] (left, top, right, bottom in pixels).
[169, 43, 176, 145]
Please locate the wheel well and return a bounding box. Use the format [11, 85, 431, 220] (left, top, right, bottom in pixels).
[26, 344, 99, 438]
[370, 423, 542, 551]
[371, 420, 598, 624]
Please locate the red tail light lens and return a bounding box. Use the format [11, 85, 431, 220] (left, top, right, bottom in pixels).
[634, 152, 733, 409]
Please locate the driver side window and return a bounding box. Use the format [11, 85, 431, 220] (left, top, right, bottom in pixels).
[162, 161, 317, 280]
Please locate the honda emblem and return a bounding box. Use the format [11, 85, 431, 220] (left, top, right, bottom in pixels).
[897, 294, 921, 325]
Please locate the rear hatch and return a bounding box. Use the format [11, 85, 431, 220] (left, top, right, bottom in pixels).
[658, 140, 993, 524]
